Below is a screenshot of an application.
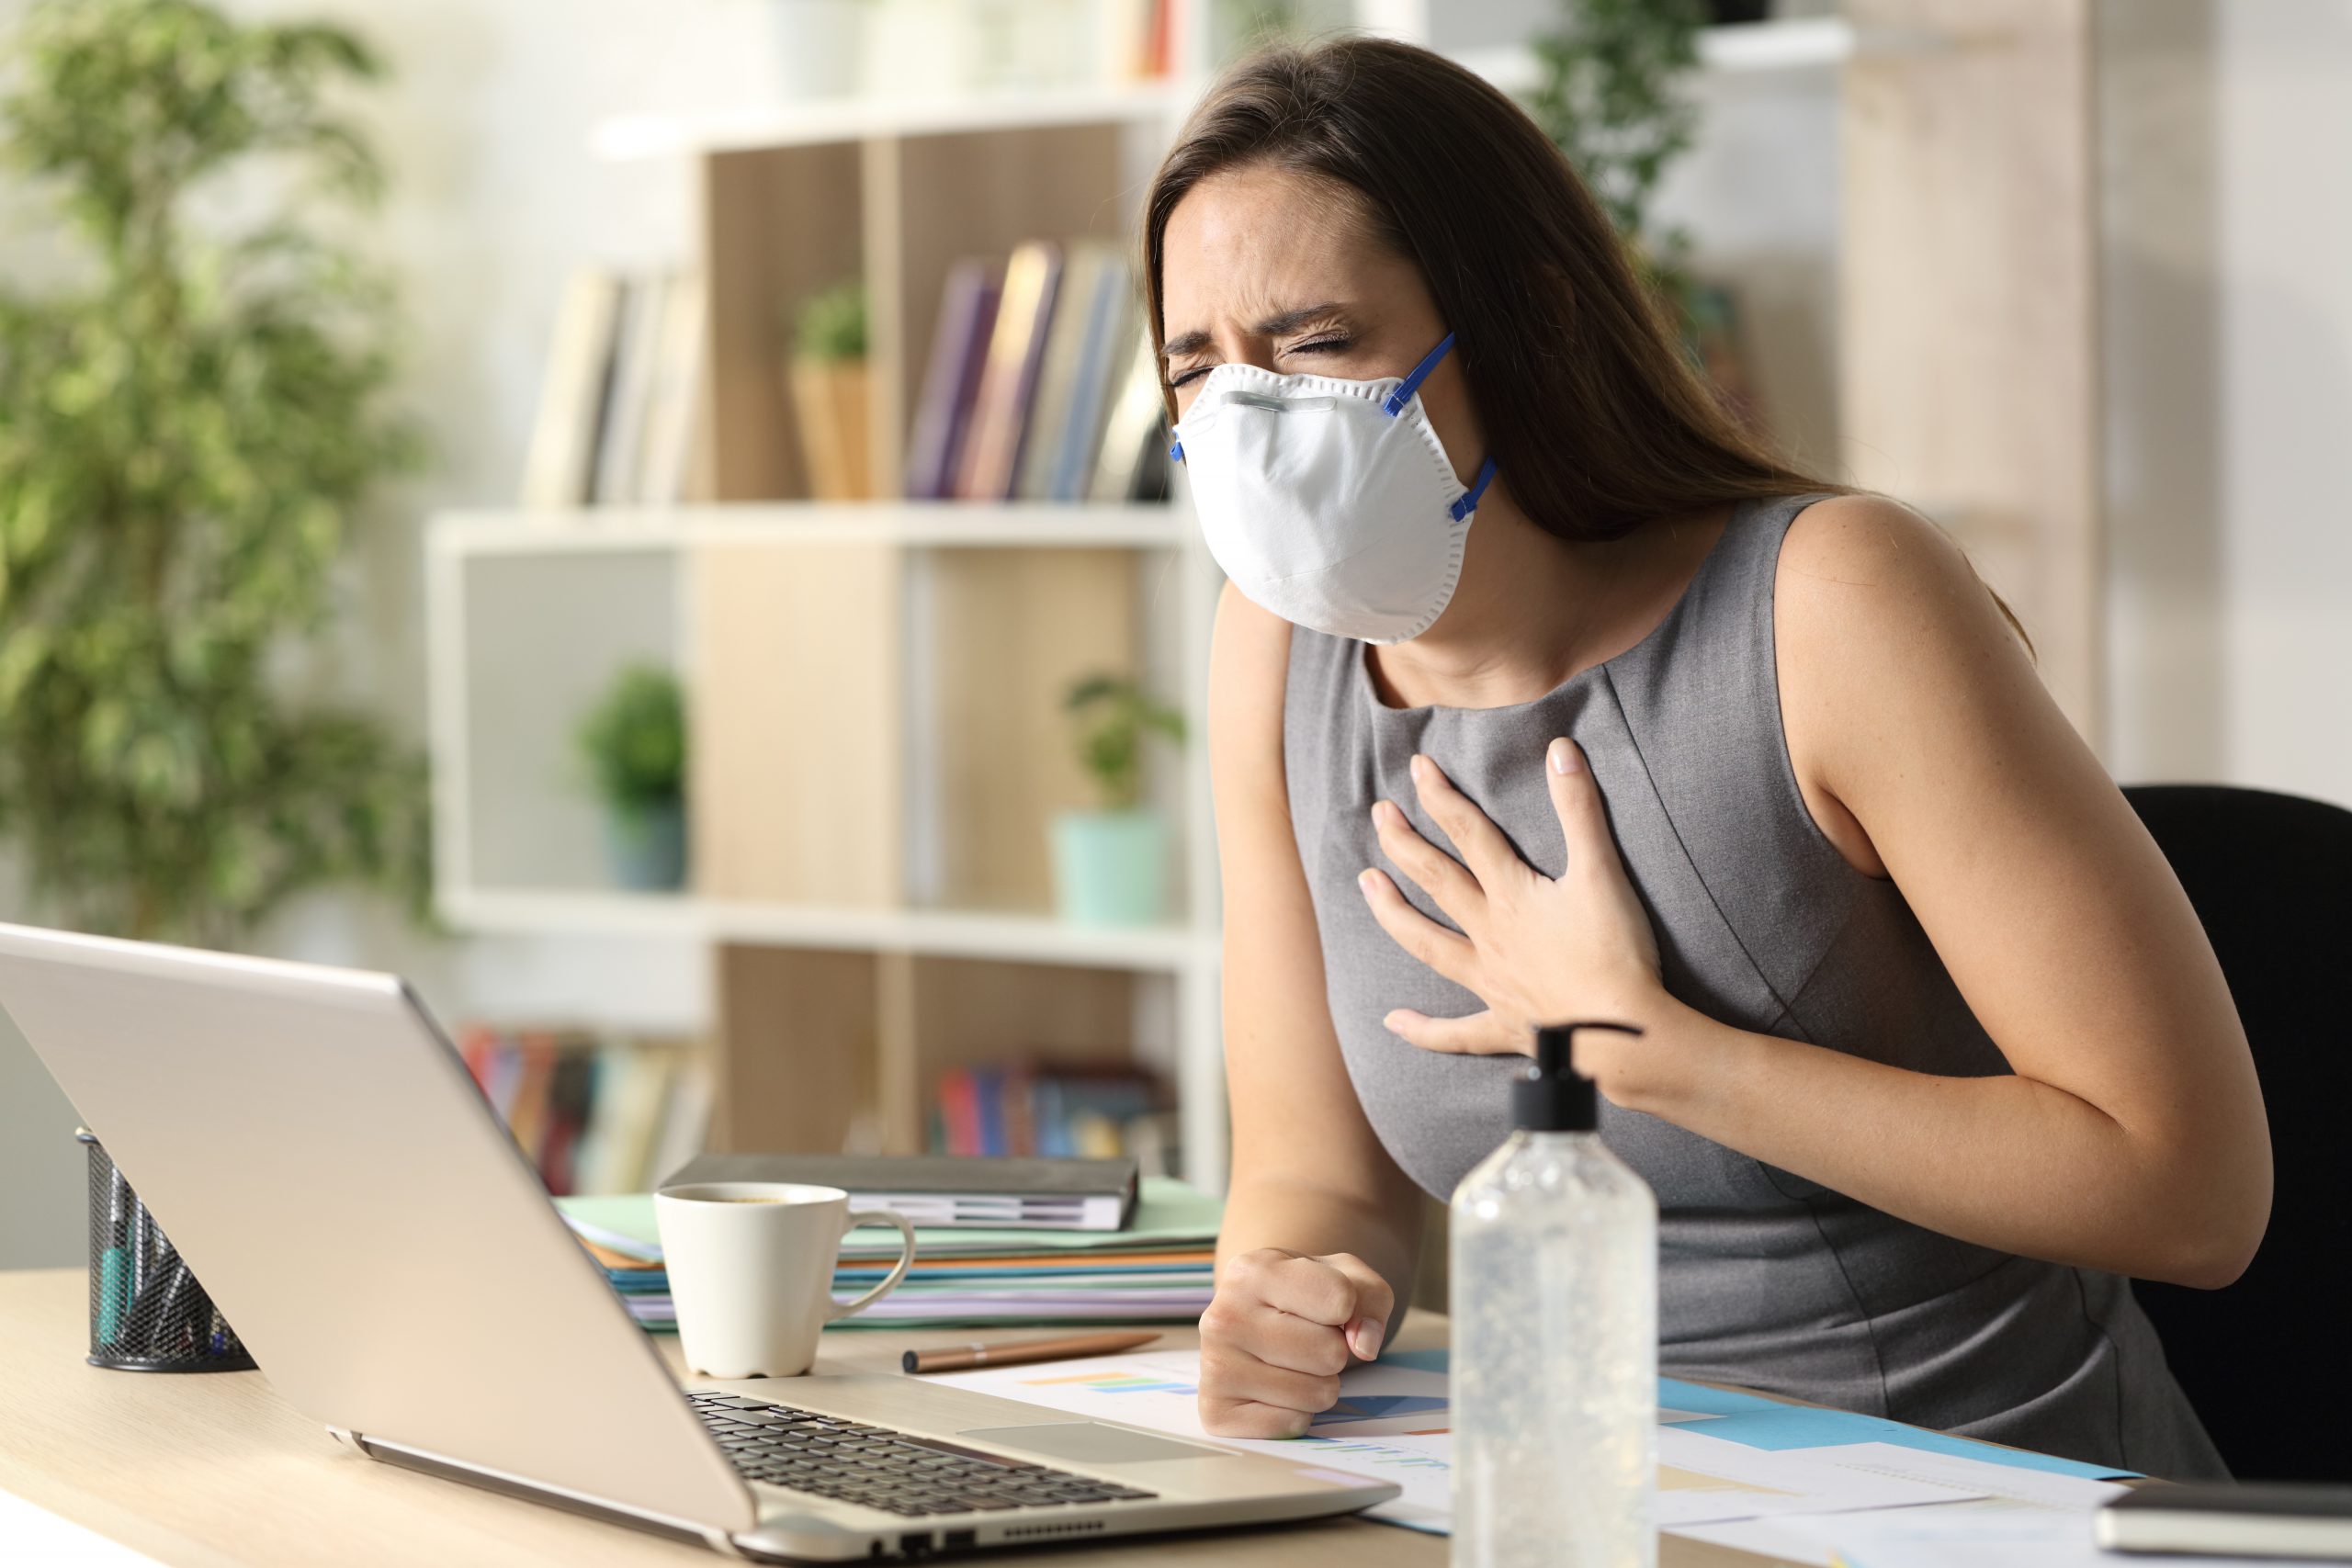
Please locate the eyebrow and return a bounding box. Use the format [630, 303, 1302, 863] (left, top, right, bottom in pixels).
[1159, 301, 1349, 362]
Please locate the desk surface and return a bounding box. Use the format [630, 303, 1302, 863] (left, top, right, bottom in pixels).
[0, 1268, 1792, 1568]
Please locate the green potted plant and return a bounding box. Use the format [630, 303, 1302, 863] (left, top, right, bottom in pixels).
[1527, 0, 1706, 310]
[787, 278, 873, 500]
[1051, 674, 1185, 928]
[576, 664, 688, 891]
[1528, 0, 1763, 424]
[0, 0, 427, 948]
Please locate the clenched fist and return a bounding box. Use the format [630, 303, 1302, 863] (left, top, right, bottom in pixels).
[1197, 1248, 1395, 1438]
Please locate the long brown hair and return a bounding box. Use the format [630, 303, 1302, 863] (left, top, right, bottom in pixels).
[1142, 36, 1835, 543]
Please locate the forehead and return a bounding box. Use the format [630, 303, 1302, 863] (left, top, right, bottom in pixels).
[1159, 164, 1393, 330]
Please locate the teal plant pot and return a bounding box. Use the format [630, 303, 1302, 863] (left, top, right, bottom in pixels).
[1051, 808, 1170, 928]
[605, 798, 688, 892]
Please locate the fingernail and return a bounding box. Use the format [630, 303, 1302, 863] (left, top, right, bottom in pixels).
[1409, 753, 1430, 780]
[1351, 1319, 1385, 1359]
[1549, 738, 1579, 774]
[1357, 869, 1377, 893]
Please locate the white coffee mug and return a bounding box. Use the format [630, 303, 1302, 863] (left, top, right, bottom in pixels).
[654, 1182, 918, 1378]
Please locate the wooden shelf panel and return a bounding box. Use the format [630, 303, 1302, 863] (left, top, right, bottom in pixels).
[439, 886, 1210, 973]
[592, 82, 1184, 161]
[431, 503, 1191, 556]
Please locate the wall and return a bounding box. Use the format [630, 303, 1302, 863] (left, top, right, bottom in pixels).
[2104, 0, 2352, 807]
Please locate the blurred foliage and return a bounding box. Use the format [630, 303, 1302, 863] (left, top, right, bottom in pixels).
[1527, 0, 1706, 305]
[0, 0, 428, 946]
[792, 278, 867, 364]
[575, 663, 685, 816]
[1065, 673, 1184, 814]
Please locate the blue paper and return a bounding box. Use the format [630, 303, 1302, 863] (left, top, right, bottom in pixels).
[1658, 1377, 1781, 1416]
[1661, 1398, 2139, 1481]
[1374, 1359, 2136, 1483]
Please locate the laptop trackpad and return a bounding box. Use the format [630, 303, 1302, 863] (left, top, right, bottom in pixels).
[959, 1423, 1222, 1465]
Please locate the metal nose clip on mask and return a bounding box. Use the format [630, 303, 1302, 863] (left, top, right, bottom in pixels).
[1170, 332, 1498, 645]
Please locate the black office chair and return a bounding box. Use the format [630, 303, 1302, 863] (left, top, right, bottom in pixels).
[2123, 784, 2352, 1482]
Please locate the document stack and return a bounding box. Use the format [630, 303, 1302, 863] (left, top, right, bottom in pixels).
[557, 1178, 1220, 1331]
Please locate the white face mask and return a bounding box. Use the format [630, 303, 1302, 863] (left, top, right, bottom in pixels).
[1170, 332, 1497, 645]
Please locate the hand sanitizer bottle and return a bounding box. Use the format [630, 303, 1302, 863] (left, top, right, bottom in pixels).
[1452, 1021, 1657, 1568]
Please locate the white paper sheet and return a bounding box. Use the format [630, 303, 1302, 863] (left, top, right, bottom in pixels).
[1672, 1500, 2288, 1568]
[932, 1349, 1978, 1535]
[1797, 1441, 2129, 1510]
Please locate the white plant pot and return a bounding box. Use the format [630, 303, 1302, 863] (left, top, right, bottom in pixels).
[771, 0, 867, 101]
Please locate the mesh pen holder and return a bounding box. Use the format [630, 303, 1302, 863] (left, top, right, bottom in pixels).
[79, 1130, 254, 1372]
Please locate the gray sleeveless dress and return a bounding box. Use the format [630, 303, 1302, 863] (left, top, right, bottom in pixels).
[1280, 493, 2225, 1479]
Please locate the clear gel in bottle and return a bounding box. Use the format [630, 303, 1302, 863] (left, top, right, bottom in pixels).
[1452, 1021, 1657, 1568]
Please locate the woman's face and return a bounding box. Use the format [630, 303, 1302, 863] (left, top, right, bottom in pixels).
[1158, 163, 1487, 485]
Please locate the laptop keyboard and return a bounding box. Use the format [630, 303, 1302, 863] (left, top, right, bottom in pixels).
[688, 1392, 1160, 1519]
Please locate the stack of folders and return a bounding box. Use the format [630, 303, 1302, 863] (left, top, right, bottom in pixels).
[555, 1178, 1221, 1331]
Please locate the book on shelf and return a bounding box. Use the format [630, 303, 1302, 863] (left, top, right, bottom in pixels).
[520, 266, 707, 511]
[519, 268, 624, 508]
[905, 259, 1001, 501]
[931, 1060, 1175, 1176]
[636, 273, 707, 507]
[1091, 332, 1173, 503]
[592, 271, 667, 504]
[955, 240, 1065, 501]
[907, 240, 1167, 509]
[457, 1025, 711, 1195]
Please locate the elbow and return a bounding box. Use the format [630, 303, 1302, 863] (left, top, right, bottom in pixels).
[2155, 1231, 2260, 1292]
[2143, 1173, 2271, 1292]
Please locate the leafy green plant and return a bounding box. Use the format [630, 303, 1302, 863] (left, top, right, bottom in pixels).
[0, 0, 427, 946]
[576, 664, 685, 817]
[1065, 674, 1184, 813]
[1526, 0, 1707, 295]
[792, 278, 867, 364]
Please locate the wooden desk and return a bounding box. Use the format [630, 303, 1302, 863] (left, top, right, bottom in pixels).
[0, 1269, 1790, 1567]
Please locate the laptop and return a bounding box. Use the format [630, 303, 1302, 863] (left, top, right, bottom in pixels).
[0, 923, 1395, 1561]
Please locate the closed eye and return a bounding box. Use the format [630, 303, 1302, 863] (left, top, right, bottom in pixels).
[1284, 334, 1352, 358]
[1168, 363, 1214, 389]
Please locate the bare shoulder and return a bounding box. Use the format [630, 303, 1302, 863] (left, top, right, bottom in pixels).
[1773, 494, 2063, 871]
[1776, 494, 2011, 639]
[1775, 492, 2038, 709]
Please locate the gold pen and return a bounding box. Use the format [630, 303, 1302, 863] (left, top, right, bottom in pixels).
[901, 1330, 1162, 1375]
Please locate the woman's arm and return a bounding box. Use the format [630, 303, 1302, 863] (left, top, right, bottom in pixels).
[1201, 581, 1425, 1437]
[1667, 496, 2269, 1287]
[1356, 499, 2269, 1290]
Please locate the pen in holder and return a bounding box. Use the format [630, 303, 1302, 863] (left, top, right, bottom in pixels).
[79, 1129, 254, 1373]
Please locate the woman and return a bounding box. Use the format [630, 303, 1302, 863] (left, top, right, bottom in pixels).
[1156, 39, 2267, 1478]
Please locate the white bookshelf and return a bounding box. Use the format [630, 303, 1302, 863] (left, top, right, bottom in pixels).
[592, 80, 1188, 161]
[432, 503, 1193, 556]
[426, 499, 1230, 1186]
[442, 888, 1209, 973]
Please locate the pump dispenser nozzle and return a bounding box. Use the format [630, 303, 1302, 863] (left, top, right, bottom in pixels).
[1514, 1021, 1645, 1132]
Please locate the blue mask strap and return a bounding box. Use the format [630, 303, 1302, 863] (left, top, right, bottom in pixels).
[1382, 332, 1456, 417]
[1450, 456, 1498, 523]
[1170, 436, 1183, 462]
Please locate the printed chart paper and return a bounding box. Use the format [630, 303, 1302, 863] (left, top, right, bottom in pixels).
[932, 1349, 1977, 1536]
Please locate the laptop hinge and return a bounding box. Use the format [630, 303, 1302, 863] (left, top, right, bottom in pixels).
[345, 1429, 749, 1557]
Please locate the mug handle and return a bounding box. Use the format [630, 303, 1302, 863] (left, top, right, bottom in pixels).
[826, 1210, 917, 1324]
